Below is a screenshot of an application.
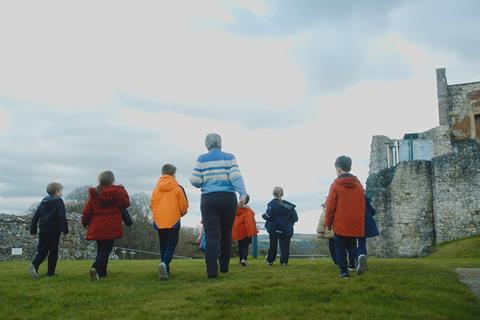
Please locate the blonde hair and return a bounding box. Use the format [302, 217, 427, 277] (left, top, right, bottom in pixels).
[272, 186, 284, 199]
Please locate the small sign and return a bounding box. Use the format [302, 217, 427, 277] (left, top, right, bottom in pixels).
[11, 248, 23, 256]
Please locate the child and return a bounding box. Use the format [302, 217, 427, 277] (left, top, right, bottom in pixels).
[232, 195, 258, 266]
[29, 182, 69, 278]
[82, 171, 130, 281]
[325, 156, 366, 278]
[317, 203, 355, 269]
[150, 164, 189, 280]
[262, 187, 298, 266]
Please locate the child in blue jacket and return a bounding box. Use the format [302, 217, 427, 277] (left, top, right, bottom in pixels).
[29, 182, 69, 278]
[262, 186, 298, 266]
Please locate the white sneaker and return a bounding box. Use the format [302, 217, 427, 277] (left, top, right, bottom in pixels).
[356, 254, 367, 275]
[240, 259, 247, 267]
[89, 268, 99, 281]
[29, 264, 39, 279]
[159, 262, 168, 281]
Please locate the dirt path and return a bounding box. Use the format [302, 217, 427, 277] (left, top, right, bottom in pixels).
[456, 268, 480, 299]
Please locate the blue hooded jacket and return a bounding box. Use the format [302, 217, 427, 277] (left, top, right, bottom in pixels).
[262, 199, 298, 238]
[30, 195, 69, 235]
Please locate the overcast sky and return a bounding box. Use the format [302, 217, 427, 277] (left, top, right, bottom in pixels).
[1, 0, 479, 233]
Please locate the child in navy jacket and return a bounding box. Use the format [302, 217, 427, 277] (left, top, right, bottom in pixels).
[29, 182, 69, 278]
[262, 187, 298, 266]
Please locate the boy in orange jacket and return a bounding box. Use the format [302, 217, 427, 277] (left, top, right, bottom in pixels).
[232, 195, 258, 266]
[150, 164, 189, 280]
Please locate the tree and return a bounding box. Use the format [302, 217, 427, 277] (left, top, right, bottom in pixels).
[65, 185, 91, 213]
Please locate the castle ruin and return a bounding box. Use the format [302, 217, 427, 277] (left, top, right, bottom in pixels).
[366, 68, 480, 257]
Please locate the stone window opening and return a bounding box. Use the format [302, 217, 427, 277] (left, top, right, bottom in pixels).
[474, 113, 480, 138]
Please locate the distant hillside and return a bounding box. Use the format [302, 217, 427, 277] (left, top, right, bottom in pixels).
[256, 233, 330, 257]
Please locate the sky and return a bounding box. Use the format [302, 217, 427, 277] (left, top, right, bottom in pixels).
[1, 0, 479, 233]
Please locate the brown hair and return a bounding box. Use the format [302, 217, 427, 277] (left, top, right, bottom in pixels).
[96, 171, 115, 194]
[46, 182, 63, 196]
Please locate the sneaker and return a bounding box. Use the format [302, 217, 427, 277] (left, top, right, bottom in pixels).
[348, 265, 356, 271]
[46, 274, 58, 278]
[240, 259, 247, 267]
[159, 262, 168, 281]
[281, 263, 288, 266]
[340, 272, 349, 278]
[266, 262, 273, 266]
[29, 264, 39, 279]
[356, 254, 367, 275]
[89, 268, 99, 281]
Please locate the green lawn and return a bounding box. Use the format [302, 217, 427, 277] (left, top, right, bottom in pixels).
[1, 237, 479, 320]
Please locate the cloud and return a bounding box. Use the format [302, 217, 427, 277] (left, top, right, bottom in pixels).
[0, 108, 9, 135]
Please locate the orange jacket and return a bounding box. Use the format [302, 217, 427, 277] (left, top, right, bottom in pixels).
[325, 174, 365, 237]
[232, 206, 258, 241]
[150, 175, 189, 229]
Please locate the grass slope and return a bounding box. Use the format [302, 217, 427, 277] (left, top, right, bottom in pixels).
[1, 237, 479, 320]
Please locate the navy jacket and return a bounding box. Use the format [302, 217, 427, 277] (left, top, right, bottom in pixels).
[365, 196, 379, 238]
[30, 196, 69, 235]
[262, 199, 298, 238]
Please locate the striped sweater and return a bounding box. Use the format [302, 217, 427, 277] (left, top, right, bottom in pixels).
[190, 148, 247, 198]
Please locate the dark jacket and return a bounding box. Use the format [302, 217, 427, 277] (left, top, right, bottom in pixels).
[365, 196, 379, 238]
[262, 199, 298, 238]
[30, 196, 68, 235]
[82, 185, 130, 240]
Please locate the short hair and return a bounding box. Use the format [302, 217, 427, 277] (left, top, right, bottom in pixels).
[335, 156, 352, 172]
[98, 171, 115, 186]
[162, 164, 177, 176]
[46, 182, 63, 196]
[205, 133, 222, 150]
[273, 186, 284, 199]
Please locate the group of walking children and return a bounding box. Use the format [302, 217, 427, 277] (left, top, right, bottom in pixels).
[28, 133, 372, 281]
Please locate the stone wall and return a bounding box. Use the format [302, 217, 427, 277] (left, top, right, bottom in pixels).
[366, 161, 435, 257]
[0, 212, 96, 261]
[448, 82, 480, 141]
[432, 140, 480, 243]
[369, 135, 393, 175]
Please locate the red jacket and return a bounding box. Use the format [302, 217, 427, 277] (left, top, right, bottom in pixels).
[82, 185, 130, 240]
[325, 174, 365, 237]
[232, 207, 258, 241]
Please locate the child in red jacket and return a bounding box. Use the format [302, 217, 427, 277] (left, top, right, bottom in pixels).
[232, 195, 258, 266]
[82, 171, 130, 281]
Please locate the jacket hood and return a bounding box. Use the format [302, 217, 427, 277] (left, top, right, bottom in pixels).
[269, 199, 296, 215]
[335, 174, 363, 189]
[236, 206, 251, 216]
[156, 175, 179, 192]
[89, 185, 125, 207]
[42, 195, 60, 203]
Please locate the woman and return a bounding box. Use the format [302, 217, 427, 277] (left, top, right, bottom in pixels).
[262, 186, 298, 266]
[190, 133, 248, 278]
[82, 171, 130, 281]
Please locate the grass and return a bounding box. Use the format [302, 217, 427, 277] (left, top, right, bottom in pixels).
[1, 237, 479, 320]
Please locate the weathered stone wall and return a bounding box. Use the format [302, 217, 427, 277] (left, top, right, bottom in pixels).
[448, 82, 480, 141]
[432, 140, 480, 243]
[366, 161, 435, 257]
[369, 135, 393, 175]
[0, 212, 96, 261]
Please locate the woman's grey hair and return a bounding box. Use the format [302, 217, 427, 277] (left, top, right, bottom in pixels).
[273, 186, 284, 199]
[205, 133, 222, 150]
[98, 171, 115, 186]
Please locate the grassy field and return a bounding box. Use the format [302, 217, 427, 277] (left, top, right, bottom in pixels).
[1, 237, 479, 320]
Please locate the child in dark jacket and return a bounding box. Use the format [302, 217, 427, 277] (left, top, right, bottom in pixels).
[262, 187, 298, 266]
[29, 182, 69, 278]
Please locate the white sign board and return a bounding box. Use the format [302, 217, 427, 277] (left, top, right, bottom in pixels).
[11, 248, 23, 256]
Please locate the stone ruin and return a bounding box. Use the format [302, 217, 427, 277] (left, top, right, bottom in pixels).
[367, 68, 480, 257]
[0, 212, 96, 261]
